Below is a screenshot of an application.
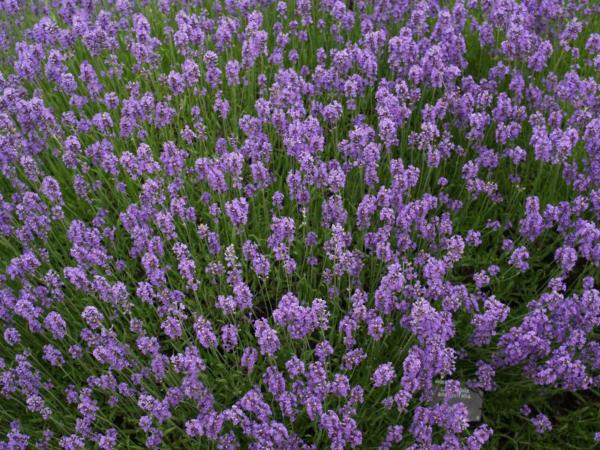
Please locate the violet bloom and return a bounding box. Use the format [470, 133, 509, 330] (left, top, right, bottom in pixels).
[4, 328, 21, 346]
[531, 413, 552, 433]
[254, 319, 280, 356]
[224, 197, 249, 227]
[509, 246, 530, 272]
[372, 363, 397, 388]
[241, 347, 259, 373]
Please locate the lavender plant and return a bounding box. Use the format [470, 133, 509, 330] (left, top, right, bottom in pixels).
[0, 0, 599, 448]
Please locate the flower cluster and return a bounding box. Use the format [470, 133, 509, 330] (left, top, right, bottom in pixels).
[0, 0, 599, 449]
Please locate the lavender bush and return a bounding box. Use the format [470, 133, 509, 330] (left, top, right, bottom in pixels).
[0, 0, 599, 448]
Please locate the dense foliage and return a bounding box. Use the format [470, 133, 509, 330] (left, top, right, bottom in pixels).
[0, 0, 599, 448]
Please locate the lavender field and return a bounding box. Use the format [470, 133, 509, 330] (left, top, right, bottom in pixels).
[0, 0, 599, 448]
